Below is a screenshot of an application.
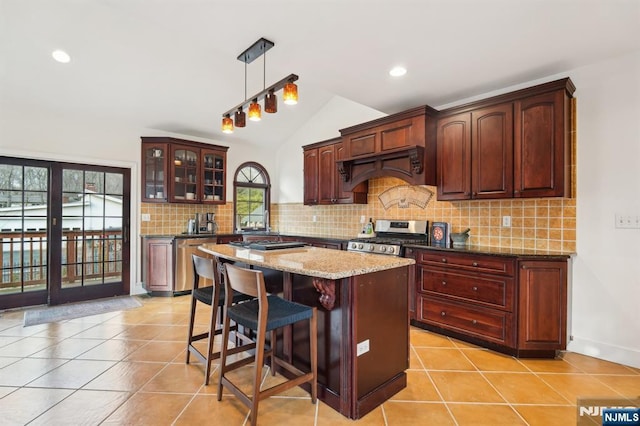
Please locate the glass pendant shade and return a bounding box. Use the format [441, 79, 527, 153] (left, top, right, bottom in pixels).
[283, 82, 298, 105]
[221, 115, 234, 133]
[264, 90, 277, 113]
[248, 99, 261, 121]
[234, 108, 246, 127]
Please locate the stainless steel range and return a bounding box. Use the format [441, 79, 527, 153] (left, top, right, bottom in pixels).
[347, 219, 429, 256]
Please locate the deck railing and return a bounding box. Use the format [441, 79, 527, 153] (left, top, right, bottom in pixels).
[0, 229, 123, 290]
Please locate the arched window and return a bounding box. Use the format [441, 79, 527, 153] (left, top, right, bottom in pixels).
[233, 162, 271, 232]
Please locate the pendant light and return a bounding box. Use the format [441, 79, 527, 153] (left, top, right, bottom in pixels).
[265, 89, 277, 113]
[221, 38, 299, 133]
[221, 114, 234, 133]
[283, 80, 298, 105]
[248, 99, 261, 121]
[234, 107, 246, 127]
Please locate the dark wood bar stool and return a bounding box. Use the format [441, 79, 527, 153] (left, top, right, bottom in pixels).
[217, 263, 317, 426]
[185, 254, 253, 385]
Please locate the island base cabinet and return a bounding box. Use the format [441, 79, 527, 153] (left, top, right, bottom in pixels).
[283, 266, 409, 420]
[517, 260, 568, 351]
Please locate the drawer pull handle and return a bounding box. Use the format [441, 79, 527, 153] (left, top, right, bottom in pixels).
[472, 262, 478, 267]
[440, 311, 446, 317]
[441, 281, 447, 286]
[441, 258, 447, 263]
[472, 286, 478, 291]
[472, 319, 477, 325]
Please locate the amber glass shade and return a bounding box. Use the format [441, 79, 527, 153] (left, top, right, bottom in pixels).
[248, 100, 261, 121]
[283, 82, 298, 105]
[221, 115, 234, 133]
[264, 90, 277, 113]
[234, 108, 246, 127]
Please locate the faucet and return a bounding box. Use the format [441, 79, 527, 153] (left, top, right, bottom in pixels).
[265, 210, 270, 232]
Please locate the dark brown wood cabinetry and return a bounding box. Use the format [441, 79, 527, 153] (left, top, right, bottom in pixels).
[141, 237, 174, 293]
[514, 90, 572, 198]
[303, 137, 367, 205]
[437, 78, 574, 200]
[141, 137, 228, 204]
[406, 247, 569, 357]
[338, 106, 438, 189]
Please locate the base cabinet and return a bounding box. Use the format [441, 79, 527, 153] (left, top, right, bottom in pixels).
[142, 237, 174, 293]
[407, 247, 569, 357]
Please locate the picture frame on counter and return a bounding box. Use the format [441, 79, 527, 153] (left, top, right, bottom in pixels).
[430, 222, 450, 247]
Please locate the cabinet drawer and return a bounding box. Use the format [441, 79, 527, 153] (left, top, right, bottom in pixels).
[418, 251, 515, 276]
[419, 268, 514, 311]
[419, 295, 513, 345]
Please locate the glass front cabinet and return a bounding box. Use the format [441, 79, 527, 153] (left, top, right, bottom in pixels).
[141, 137, 228, 204]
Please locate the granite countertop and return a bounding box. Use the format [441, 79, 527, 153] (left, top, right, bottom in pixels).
[403, 242, 574, 258]
[198, 243, 415, 280]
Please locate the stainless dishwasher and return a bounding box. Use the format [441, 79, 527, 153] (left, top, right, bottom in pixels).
[175, 237, 217, 293]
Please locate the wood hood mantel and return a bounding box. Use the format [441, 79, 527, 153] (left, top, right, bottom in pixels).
[336, 145, 426, 190]
[338, 105, 438, 191]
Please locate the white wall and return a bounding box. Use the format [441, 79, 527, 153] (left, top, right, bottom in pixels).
[568, 51, 640, 368]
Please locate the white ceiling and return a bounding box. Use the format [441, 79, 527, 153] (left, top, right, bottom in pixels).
[2, 0, 639, 148]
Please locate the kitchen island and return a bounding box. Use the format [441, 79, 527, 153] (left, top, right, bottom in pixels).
[198, 243, 415, 420]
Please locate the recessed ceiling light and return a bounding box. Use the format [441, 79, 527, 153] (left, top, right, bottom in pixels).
[389, 66, 407, 77]
[52, 50, 71, 63]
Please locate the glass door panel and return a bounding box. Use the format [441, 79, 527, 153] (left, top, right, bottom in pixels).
[0, 162, 49, 308]
[60, 168, 124, 290]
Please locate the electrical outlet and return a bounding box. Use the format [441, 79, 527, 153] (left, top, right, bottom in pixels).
[356, 339, 370, 356]
[312, 215, 317, 223]
[141, 213, 151, 222]
[360, 215, 366, 224]
[502, 215, 511, 227]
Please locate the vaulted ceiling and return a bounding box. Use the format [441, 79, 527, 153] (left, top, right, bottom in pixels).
[2, 0, 639, 148]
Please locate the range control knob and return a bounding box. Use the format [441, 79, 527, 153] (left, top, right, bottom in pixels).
[367, 244, 375, 251]
[350, 242, 357, 249]
[379, 246, 387, 252]
[387, 247, 395, 254]
[357, 243, 364, 249]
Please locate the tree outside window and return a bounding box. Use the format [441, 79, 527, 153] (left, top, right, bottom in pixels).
[234, 162, 270, 231]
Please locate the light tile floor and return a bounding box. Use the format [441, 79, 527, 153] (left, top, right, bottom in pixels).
[0, 295, 638, 425]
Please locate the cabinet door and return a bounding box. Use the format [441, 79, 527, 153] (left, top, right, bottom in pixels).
[303, 148, 319, 205]
[514, 90, 569, 198]
[437, 113, 471, 200]
[201, 149, 226, 204]
[144, 239, 173, 292]
[170, 145, 200, 203]
[318, 144, 337, 204]
[517, 260, 567, 350]
[141, 143, 168, 202]
[472, 103, 513, 199]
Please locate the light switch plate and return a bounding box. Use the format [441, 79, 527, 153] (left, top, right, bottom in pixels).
[141, 214, 151, 222]
[502, 216, 511, 227]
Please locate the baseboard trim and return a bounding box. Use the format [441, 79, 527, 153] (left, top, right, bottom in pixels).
[567, 337, 640, 369]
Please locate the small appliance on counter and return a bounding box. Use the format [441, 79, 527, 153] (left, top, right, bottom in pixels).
[195, 212, 217, 234]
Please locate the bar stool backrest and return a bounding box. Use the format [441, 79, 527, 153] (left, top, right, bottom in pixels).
[223, 263, 265, 302]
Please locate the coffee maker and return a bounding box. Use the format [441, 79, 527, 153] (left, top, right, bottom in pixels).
[195, 212, 217, 234]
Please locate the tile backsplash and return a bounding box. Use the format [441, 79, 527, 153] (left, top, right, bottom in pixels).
[140, 176, 575, 252]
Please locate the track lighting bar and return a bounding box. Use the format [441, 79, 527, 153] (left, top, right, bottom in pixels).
[221, 73, 298, 119]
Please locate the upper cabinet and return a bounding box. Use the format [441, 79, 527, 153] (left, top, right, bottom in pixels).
[437, 78, 574, 201]
[141, 137, 228, 204]
[338, 106, 438, 190]
[303, 137, 367, 205]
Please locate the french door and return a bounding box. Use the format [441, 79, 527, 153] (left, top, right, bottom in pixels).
[0, 157, 130, 309]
